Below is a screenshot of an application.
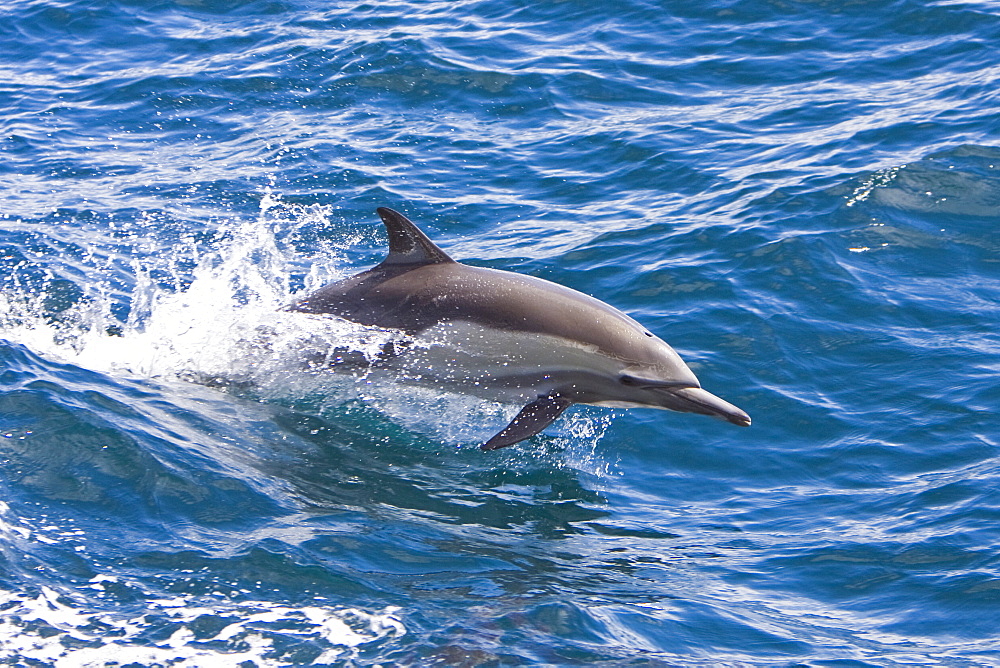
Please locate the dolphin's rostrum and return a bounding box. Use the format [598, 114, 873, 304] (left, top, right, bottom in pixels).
[288, 207, 750, 450]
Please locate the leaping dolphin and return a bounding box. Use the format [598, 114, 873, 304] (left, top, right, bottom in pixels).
[288, 207, 750, 450]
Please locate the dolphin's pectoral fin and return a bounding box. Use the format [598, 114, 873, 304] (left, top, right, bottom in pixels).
[481, 393, 573, 451]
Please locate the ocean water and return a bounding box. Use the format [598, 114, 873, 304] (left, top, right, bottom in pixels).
[2, 0, 999, 664]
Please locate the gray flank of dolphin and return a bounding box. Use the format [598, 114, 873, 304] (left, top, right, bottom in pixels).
[288, 207, 751, 450]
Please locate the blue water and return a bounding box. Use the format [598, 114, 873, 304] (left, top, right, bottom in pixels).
[2, 0, 1000, 664]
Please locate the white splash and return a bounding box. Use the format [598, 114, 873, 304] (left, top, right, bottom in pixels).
[0, 188, 614, 453]
[0, 190, 398, 399]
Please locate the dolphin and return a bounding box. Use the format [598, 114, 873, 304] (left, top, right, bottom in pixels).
[288, 207, 750, 450]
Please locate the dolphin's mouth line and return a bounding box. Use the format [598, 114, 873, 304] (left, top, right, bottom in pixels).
[643, 382, 700, 391]
[619, 374, 699, 391]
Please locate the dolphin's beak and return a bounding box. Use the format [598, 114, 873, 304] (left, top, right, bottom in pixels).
[662, 387, 751, 427]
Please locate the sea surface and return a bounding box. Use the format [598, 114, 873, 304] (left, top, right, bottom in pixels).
[2, 0, 999, 665]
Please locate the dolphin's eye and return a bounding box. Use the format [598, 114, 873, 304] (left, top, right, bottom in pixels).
[619, 375, 642, 386]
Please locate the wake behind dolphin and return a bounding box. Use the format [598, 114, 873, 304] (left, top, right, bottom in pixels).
[288, 207, 750, 450]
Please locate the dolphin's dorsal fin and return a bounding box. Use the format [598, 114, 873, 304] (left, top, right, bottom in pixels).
[376, 207, 455, 266]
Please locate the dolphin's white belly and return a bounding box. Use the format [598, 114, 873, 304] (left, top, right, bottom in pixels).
[374, 320, 630, 405]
